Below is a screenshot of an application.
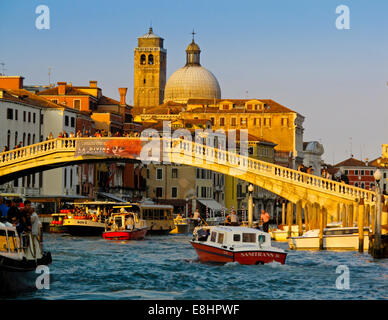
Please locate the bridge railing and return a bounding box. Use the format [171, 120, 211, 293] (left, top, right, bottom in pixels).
[168, 138, 376, 203]
[0, 137, 376, 203]
[0, 138, 78, 165]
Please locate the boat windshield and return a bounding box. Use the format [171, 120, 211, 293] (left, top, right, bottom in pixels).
[210, 231, 217, 242]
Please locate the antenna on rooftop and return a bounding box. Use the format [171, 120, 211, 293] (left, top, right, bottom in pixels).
[48, 67, 52, 86]
[0, 62, 5, 75]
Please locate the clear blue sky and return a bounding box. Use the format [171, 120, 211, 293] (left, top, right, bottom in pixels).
[1, 0, 388, 164]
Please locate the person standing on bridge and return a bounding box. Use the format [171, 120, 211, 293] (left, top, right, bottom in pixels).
[260, 209, 270, 233]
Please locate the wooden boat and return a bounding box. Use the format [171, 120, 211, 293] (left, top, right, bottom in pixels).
[170, 216, 190, 234]
[191, 226, 287, 265]
[0, 221, 52, 294]
[288, 226, 370, 250]
[49, 213, 68, 233]
[103, 211, 147, 240]
[270, 225, 300, 241]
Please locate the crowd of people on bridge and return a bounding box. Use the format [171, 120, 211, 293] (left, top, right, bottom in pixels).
[297, 164, 349, 184]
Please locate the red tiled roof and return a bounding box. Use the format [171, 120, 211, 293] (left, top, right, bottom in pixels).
[98, 95, 121, 106]
[0, 88, 79, 113]
[334, 157, 369, 167]
[37, 85, 93, 96]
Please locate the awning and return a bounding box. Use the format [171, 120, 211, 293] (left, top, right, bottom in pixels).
[197, 199, 224, 212]
[97, 192, 126, 203]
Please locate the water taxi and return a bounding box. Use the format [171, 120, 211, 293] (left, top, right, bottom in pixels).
[103, 208, 147, 240]
[170, 215, 190, 234]
[0, 221, 52, 294]
[191, 226, 287, 265]
[288, 226, 370, 250]
[49, 212, 68, 233]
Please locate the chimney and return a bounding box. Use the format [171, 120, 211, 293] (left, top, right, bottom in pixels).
[118, 87, 127, 105]
[57, 82, 67, 95]
[0, 76, 24, 90]
[89, 80, 97, 88]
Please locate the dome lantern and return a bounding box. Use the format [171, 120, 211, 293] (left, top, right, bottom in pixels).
[185, 30, 201, 66]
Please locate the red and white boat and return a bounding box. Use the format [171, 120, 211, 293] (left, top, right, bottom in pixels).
[191, 226, 287, 265]
[103, 211, 147, 241]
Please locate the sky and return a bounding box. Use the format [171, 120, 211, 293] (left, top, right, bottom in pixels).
[1, 0, 388, 164]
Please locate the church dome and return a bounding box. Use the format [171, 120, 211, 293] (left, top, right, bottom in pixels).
[164, 38, 221, 104]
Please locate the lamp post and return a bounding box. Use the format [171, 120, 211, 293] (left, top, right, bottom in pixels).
[248, 184, 254, 228]
[373, 169, 382, 256]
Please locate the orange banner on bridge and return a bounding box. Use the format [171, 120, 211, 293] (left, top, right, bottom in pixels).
[74, 139, 142, 158]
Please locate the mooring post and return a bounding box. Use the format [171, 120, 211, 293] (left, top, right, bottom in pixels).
[287, 202, 293, 239]
[382, 201, 388, 236]
[281, 201, 286, 226]
[319, 206, 324, 250]
[296, 201, 303, 236]
[304, 203, 310, 232]
[358, 199, 365, 253]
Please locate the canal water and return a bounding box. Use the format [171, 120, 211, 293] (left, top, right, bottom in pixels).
[9, 233, 388, 300]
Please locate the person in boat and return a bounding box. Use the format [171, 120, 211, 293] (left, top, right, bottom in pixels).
[0, 197, 10, 220]
[125, 213, 134, 231]
[260, 209, 270, 233]
[6, 198, 21, 223]
[193, 209, 201, 227]
[176, 212, 183, 220]
[230, 210, 239, 226]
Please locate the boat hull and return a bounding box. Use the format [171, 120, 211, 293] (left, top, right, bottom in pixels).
[63, 218, 106, 236]
[65, 225, 105, 236]
[0, 251, 52, 294]
[103, 228, 147, 240]
[190, 242, 287, 265]
[288, 234, 369, 250]
[49, 225, 67, 233]
[170, 224, 190, 234]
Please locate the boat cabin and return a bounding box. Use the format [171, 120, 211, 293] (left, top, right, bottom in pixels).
[0, 222, 20, 255]
[196, 226, 271, 248]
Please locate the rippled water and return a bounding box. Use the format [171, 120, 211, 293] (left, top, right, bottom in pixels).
[8, 233, 388, 300]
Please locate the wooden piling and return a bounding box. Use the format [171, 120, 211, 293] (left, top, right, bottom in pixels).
[349, 203, 355, 227]
[304, 203, 310, 232]
[358, 199, 365, 253]
[382, 203, 388, 235]
[319, 206, 324, 250]
[287, 202, 293, 238]
[281, 202, 286, 226]
[296, 201, 303, 236]
[342, 204, 347, 228]
[371, 204, 376, 235]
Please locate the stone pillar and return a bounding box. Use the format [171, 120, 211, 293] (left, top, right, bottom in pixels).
[281, 202, 286, 226]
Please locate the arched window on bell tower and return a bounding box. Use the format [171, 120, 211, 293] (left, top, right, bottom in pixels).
[140, 54, 146, 65]
[148, 54, 154, 65]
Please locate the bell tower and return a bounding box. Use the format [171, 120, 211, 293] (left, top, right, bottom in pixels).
[134, 27, 166, 107]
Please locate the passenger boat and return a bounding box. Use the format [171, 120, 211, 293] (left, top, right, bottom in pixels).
[103, 209, 147, 240]
[0, 221, 52, 294]
[62, 201, 114, 236]
[135, 201, 175, 235]
[288, 226, 370, 250]
[49, 213, 68, 233]
[170, 215, 190, 234]
[191, 226, 287, 265]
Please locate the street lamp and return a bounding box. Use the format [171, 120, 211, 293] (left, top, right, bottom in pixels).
[248, 184, 254, 228]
